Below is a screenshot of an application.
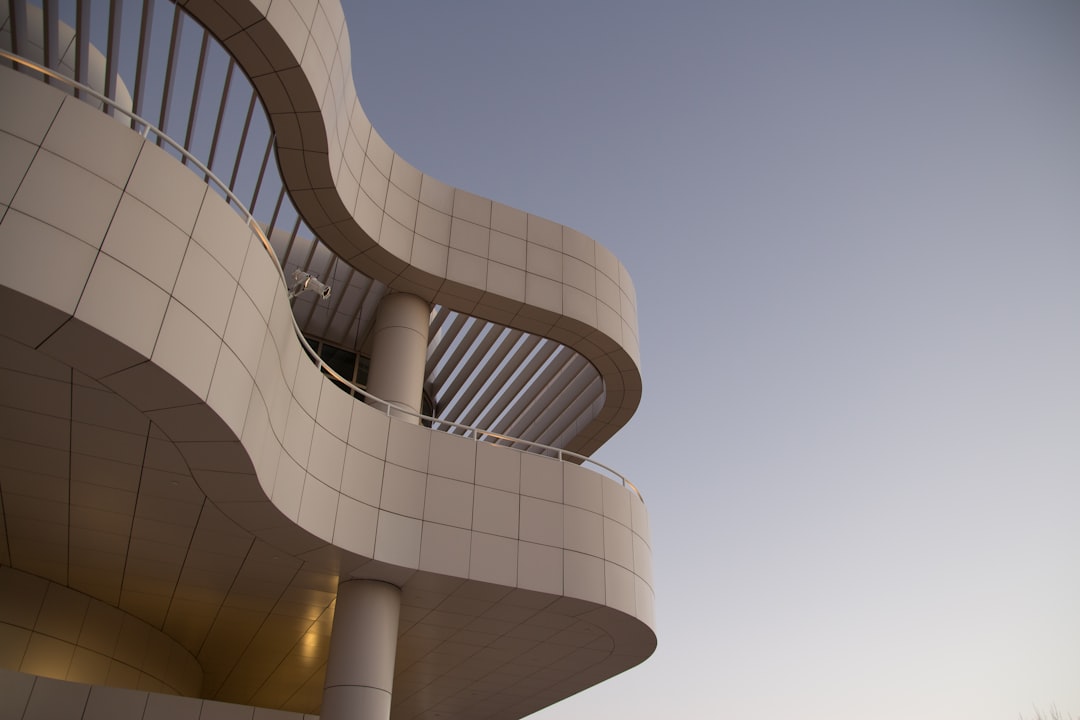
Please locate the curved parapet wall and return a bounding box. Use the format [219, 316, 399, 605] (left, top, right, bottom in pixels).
[1, 670, 311, 720]
[0, 568, 203, 696]
[0, 66, 654, 714]
[174, 0, 642, 457]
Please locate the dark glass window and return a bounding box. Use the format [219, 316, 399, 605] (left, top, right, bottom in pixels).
[304, 336, 366, 395]
[320, 344, 357, 384]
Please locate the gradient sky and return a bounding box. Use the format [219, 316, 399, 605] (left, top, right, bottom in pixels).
[342, 3, 1080, 718]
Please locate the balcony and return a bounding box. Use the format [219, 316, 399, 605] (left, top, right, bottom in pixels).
[0, 1, 653, 717]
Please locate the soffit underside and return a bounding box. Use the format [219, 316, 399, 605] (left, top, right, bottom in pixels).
[0, 335, 644, 717]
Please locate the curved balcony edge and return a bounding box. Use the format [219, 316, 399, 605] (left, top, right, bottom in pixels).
[0, 67, 655, 712]
[176, 0, 643, 457]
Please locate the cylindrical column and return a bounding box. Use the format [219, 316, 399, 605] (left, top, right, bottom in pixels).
[321, 579, 402, 720]
[365, 292, 429, 423]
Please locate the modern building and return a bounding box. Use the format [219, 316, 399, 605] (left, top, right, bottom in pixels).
[0, 1, 654, 718]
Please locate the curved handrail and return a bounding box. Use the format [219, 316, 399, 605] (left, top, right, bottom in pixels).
[1, 50, 643, 501]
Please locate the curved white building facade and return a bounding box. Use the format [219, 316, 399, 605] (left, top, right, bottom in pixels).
[0, 2, 654, 718]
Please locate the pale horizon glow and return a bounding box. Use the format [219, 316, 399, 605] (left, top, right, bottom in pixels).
[344, 3, 1080, 718]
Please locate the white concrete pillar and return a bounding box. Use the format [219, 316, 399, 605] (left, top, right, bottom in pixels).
[321, 579, 402, 720]
[365, 292, 429, 423]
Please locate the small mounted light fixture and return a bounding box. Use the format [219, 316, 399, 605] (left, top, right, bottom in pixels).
[289, 269, 332, 300]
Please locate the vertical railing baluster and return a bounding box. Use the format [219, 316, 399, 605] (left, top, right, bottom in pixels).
[156, 1, 182, 144]
[9, 0, 29, 69]
[42, 0, 58, 83]
[248, 129, 273, 215]
[103, 0, 121, 115]
[74, 0, 90, 97]
[131, 0, 153, 119]
[182, 28, 210, 172]
[230, 89, 256, 192]
[206, 58, 234, 174]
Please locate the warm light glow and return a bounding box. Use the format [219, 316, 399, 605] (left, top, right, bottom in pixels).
[295, 632, 324, 658]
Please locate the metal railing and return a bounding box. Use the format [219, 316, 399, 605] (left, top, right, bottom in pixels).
[1, 50, 643, 501]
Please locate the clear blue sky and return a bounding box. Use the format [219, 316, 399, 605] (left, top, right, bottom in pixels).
[343, 2, 1080, 718]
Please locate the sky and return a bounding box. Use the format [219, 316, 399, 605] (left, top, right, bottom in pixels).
[342, 2, 1080, 718]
